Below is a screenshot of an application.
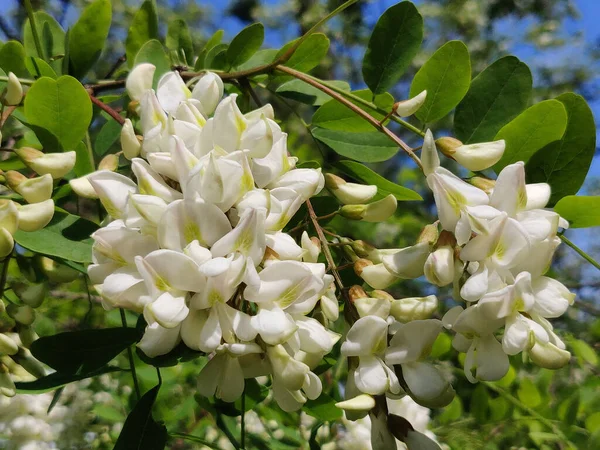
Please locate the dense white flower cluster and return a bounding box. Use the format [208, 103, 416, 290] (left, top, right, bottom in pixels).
[356, 130, 574, 384]
[88, 64, 337, 412]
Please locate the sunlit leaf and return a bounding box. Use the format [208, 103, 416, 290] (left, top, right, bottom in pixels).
[125, 0, 159, 68]
[554, 196, 600, 228]
[226, 23, 264, 68]
[312, 128, 398, 163]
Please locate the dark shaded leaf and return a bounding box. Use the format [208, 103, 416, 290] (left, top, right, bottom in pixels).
[16, 366, 123, 393]
[303, 392, 342, 421]
[226, 23, 264, 68]
[125, 0, 159, 67]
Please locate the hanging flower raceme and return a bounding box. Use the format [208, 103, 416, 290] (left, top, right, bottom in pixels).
[87, 64, 331, 413]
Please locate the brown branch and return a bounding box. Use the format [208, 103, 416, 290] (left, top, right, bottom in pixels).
[89, 94, 125, 125]
[274, 65, 423, 170]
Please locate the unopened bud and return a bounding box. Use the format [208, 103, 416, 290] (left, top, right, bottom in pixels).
[301, 231, 320, 263]
[126, 63, 155, 102]
[6, 304, 35, 325]
[39, 256, 80, 283]
[191, 72, 224, 116]
[325, 173, 377, 205]
[350, 240, 378, 259]
[15, 148, 76, 179]
[17, 325, 38, 348]
[69, 175, 99, 199]
[417, 223, 439, 245]
[355, 259, 399, 289]
[16, 199, 54, 231]
[99, 154, 119, 171]
[390, 295, 438, 322]
[0, 199, 19, 235]
[11, 347, 46, 378]
[469, 176, 496, 194]
[421, 130, 440, 176]
[354, 296, 391, 318]
[121, 119, 142, 160]
[0, 333, 18, 355]
[439, 138, 506, 172]
[348, 285, 368, 302]
[529, 341, 571, 369]
[340, 194, 397, 222]
[6, 171, 53, 204]
[335, 394, 376, 411]
[14, 282, 47, 308]
[0, 362, 16, 397]
[395, 90, 427, 117]
[0, 228, 14, 259]
[4, 72, 23, 106]
[370, 290, 394, 301]
[338, 237, 360, 262]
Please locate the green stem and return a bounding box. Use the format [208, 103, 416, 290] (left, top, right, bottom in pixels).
[560, 234, 600, 272]
[302, 72, 426, 137]
[119, 309, 141, 401]
[0, 76, 35, 86]
[240, 388, 246, 449]
[483, 382, 569, 442]
[169, 433, 221, 449]
[216, 412, 240, 449]
[0, 252, 11, 299]
[23, 0, 45, 60]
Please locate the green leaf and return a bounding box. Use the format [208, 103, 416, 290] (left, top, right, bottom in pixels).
[554, 196, 600, 228]
[226, 23, 264, 68]
[133, 39, 170, 87]
[336, 160, 422, 200]
[525, 93, 596, 205]
[94, 119, 122, 156]
[303, 392, 342, 421]
[0, 41, 29, 77]
[493, 99, 568, 172]
[25, 57, 57, 78]
[15, 366, 123, 393]
[517, 378, 542, 408]
[569, 338, 598, 366]
[194, 29, 223, 70]
[67, 0, 112, 79]
[24, 75, 93, 150]
[585, 412, 600, 433]
[126, 0, 159, 68]
[312, 128, 398, 163]
[73, 141, 95, 177]
[488, 397, 510, 421]
[278, 33, 330, 74]
[30, 328, 141, 374]
[233, 379, 269, 413]
[236, 48, 277, 72]
[14, 212, 97, 263]
[23, 11, 65, 74]
[454, 56, 532, 144]
[114, 385, 168, 450]
[312, 89, 394, 132]
[166, 19, 193, 65]
[204, 43, 228, 70]
[410, 41, 471, 123]
[362, 1, 423, 95]
[495, 365, 516, 388]
[438, 396, 462, 424]
[276, 79, 350, 106]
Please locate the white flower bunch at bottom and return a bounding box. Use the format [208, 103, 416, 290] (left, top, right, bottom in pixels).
[88, 65, 337, 413]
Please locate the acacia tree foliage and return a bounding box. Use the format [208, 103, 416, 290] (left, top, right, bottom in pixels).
[0, 1, 598, 449]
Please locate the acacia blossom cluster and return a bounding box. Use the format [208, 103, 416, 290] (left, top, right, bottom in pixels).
[87, 64, 339, 412]
[353, 130, 574, 384]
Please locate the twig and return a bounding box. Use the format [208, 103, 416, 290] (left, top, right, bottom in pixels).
[120, 309, 141, 401]
[275, 65, 423, 170]
[90, 94, 125, 125]
[560, 234, 600, 273]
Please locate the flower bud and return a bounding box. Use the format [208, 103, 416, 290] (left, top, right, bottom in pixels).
[371, 290, 394, 302]
[301, 231, 320, 263]
[121, 119, 142, 160]
[325, 173, 377, 205]
[13, 282, 47, 308]
[525, 183, 551, 210]
[0, 228, 14, 259]
[0, 333, 18, 355]
[39, 256, 80, 283]
[354, 296, 391, 319]
[417, 223, 439, 246]
[395, 90, 427, 117]
[16, 199, 54, 231]
[6, 304, 35, 325]
[438, 137, 505, 171]
[529, 341, 571, 369]
[5, 172, 53, 204]
[0, 362, 16, 397]
[191, 72, 224, 116]
[17, 325, 38, 348]
[0, 199, 19, 235]
[15, 148, 76, 179]
[340, 194, 397, 222]
[335, 394, 375, 411]
[382, 242, 430, 279]
[99, 154, 119, 171]
[69, 174, 99, 199]
[126, 63, 155, 102]
[11, 347, 46, 378]
[421, 130, 440, 176]
[468, 176, 495, 194]
[348, 285, 368, 302]
[424, 232, 456, 287]
[354, 259, 399, 289]
[4, 72, 23, 106]
[390, 295, 438, 322]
